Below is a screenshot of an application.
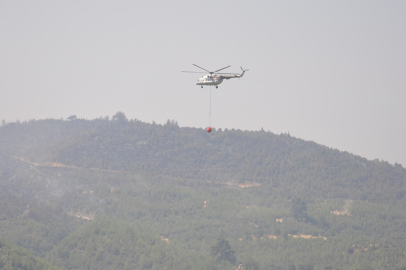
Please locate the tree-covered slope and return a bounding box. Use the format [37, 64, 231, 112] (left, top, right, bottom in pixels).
[0, 191, 84, 257]
[46, 219, 174, 270]
[1, 115, 406, 270]
[1, 115, 404, 202]
[0, 238, 63, 270]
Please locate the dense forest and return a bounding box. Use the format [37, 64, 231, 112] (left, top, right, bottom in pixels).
[0, 113, 406, 270]
[0, 237, 63, 270]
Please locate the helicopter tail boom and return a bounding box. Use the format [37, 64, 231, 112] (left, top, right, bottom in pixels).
[240, 67, 249, 77]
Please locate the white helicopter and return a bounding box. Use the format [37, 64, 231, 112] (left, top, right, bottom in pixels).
[182, 64, 248, 88]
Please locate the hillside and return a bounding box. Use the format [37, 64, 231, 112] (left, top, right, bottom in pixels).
[0, 237, 63, 270]
[1, 116, 405, 201]
[1, 115, 406, 270]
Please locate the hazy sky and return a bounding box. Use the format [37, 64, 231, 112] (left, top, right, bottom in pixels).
[1, 1, 405, 166]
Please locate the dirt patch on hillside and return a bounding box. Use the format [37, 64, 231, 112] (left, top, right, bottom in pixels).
[68, 210, 94, 220]
[290, 234, 327, 240]
[225, 181, 261, 188]
[238, 182, 260, 188]
[161, 236, 170, 243]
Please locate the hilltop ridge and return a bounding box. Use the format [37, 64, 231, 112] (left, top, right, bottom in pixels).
[1, 115, 404, 202]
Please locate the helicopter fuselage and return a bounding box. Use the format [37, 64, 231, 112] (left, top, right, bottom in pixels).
[196, 75, 224, 86]
[196, 73, 245, 86]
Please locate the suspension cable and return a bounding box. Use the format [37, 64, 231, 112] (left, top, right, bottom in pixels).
[209, 85, 212, 127]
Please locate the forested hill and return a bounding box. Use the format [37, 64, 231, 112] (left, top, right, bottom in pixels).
[2, 114, 406, 270]
[0, 113, 405, 202]
[0, 238, 63, 270]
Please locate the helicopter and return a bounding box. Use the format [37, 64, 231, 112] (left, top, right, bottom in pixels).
[182, 64, 248, 88]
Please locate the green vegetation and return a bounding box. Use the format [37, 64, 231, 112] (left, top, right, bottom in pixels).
[0, 238, 63, 270]
[46, 219, 172, 270]
[211, 237, 236, 264]
[290, 198, 308, 222]
[0, 114, 406, 269]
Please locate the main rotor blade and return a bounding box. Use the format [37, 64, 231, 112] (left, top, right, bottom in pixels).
[181, 71, 208, 73]
[214, 65, 231, 73]
[215, 72, 241, 75]
[192, 64, 211, 73]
